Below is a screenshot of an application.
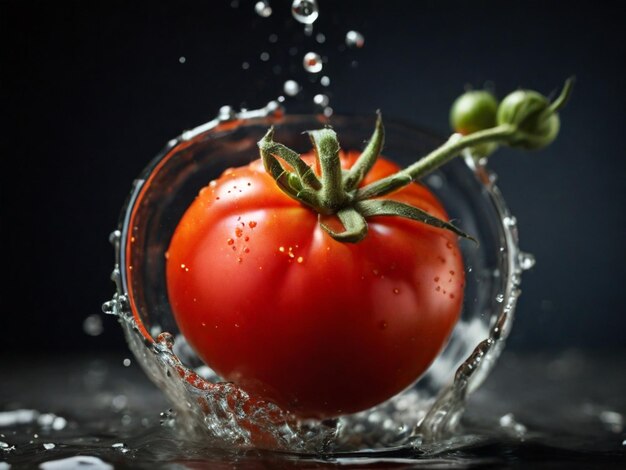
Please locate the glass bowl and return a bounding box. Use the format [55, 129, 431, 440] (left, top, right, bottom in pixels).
[105, 104, 527, 454]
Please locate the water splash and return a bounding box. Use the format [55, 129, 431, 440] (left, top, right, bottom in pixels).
[105, 109, 525, 453]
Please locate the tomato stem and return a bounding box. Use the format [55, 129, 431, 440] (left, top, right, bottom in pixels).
[355, 124, 516, 201]
[257, 78, 572, 243]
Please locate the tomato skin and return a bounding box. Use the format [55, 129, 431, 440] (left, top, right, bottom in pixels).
[166, 152, 464, 419]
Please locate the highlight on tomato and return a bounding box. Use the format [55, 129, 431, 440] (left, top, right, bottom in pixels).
[165, 79, 573, 419]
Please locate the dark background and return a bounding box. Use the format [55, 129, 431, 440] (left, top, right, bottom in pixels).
[2, 0, 625, 354]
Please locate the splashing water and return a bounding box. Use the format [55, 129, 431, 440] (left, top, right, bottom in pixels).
[102, 105, 529, 454]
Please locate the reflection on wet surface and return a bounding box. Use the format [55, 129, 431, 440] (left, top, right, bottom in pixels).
[1, 350, 625, 468]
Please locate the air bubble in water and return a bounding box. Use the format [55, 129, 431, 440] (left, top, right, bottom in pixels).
[291, 0, 319, 24]
[255, 1, 272, 17]
[345, 30, 365, 48]
[83, 314, 103, 336]
[283, 80, 301, 96]
[313, 94, 329, 107]
[303, 52, 322, 73]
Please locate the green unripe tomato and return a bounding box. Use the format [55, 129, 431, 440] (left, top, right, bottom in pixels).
[450, 90, 498, 135]
[497, 90, 560, 149]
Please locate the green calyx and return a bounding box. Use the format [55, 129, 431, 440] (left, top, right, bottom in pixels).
[258, 113, 474, 243]
[257, 78, 573, 244]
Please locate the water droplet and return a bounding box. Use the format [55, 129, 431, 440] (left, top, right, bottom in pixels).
[112, 395, 128, 411]
[503, 216, 517, 227]
[313, 94, 329, 107]
[83, 314, 103, 336]
[156, 332, 175, 350]
[495, 294, 505, 303]
[320, 75, 330, 87]
[241, 61, 250, 70]
[227, 238, 234, 245]
[323, 106, 333, 117]
[268, 33, 278, 43]
[303, 52, 323, 73]
[260, 51, 270, 62]
[218, 105, 236, 121]
[499, 413, 527, 437]
[249, 221, 257, 228]
[518, 251, 536, 270]
[393, 288, 400, 294]
[255, 1, 272, 17]
[283, 80, 301, 96]
[292, 0, 319, 25]
[43, 442, 55, 450]
[315, 33, 326, 43]
[108, 230, 121, 245]
[178, 56, 186, 64]
[297, 256, 304, 263]
[345, 30, 365, 48]
[123, 358, 131, 367]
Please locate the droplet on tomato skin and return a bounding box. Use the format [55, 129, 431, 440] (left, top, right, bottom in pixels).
[436, 286, 441, 292]
[244, 236, 250, 242]
[249, 221, 257, 228]
[244, 247, 250, 254]
[279, 246, 285, 253]
[449, 294, 455, 299]
[450, 270, 455, 275]
[379, 321, 388, 330]
[235, 227, 243, 238]
[297, 256, 304, 263]
[434, 276, 439, 282]
[393, 288, 400, 294]
[227, 238, 234, 245]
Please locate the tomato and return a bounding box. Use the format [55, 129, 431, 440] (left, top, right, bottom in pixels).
[166, 150, 464, 419]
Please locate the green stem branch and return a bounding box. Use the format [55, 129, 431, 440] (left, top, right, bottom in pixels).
[356, 124, 517, 201]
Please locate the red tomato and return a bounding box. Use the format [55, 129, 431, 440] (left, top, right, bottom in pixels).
[166, 151, 464, 419]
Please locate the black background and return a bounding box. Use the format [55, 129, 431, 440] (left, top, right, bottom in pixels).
[2, 0, 625, 354]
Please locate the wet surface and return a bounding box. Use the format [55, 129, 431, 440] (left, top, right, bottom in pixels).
[1, 350, 625, 469]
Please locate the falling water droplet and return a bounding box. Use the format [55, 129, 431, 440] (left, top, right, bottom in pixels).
[241, 61, 250, 70]
[518, 251, 536, 270]
[313, 94, 329, 107]
[83, 315, 103, 336]
[303, 52, 323, 73]
[291, 0, 319, 24]
[495, 294, 505, 303]
[43, 443, 55, 450]
[123, 358, 131, 367]
[315, 33, 326, 43]
[178, 56, 186, 64]
[255, 1, 272, 17]
[283, 80, 301, 96]
[320, 75, 330, 87]
[345, 30, 365, 48]
[260, 51, 270, 62]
